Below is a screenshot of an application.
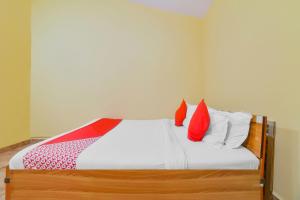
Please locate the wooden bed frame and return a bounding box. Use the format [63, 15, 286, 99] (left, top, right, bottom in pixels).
[5, 115, 268, 200]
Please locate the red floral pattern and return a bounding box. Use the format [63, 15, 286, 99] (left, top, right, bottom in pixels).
[23, 137, 98, 170]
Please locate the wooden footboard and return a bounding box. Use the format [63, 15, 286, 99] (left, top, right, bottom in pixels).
[6, 168, 261, 200]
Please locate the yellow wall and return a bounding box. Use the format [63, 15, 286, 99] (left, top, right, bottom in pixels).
[31, 0, 203, 137]
[30, 1, 300, 198]
[200, 1, 300, 199]
[0, 0, 31, 148]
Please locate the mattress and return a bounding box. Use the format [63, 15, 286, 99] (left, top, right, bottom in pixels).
[9, 119, 259, 170]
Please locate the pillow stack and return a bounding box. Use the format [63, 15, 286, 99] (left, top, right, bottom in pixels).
[175, 99, 210, 142]
[174, 99, 252, 149]
[208, 108, 252, 148]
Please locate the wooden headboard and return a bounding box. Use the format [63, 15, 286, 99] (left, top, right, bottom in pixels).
[243, 115, 267, 158]
[243, 115, 267, 178]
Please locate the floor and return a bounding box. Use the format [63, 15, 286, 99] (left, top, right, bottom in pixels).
[0, 140, 42, 199]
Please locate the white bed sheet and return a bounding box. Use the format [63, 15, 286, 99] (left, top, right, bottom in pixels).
[9, 119, 259, 170]
[172, 125, 259, 169]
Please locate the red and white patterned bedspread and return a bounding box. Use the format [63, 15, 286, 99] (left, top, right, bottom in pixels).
[23, 118, 122, 170]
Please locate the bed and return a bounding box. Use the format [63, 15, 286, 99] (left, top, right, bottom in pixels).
[5, 115, 267, 200]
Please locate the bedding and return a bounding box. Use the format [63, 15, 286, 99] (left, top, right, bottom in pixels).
[175, 99, 187, 126]
[9, 119, 259, 170]
[188, 100, 210, 141]
[23, 118, 122, 170]
[183, 104, 252, 149]
[202, 112, 228, 147]
[173, 125, 259, 169]
[183, 104, 197, 127]
[209, 108, 252, 148]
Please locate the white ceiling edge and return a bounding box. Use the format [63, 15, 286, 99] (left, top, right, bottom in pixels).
[129, 0, 213, 19]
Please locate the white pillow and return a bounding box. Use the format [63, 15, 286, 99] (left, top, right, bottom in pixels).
[183, 104, 228, 147]
[202, 113, 229, 147]
[209, 108, 252, 149]
[182, 104, 197, 127]
[183, 104, 215, 127]
[183, 104, 252, 149]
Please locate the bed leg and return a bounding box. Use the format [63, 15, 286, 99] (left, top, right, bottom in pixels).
[5, 166, 11, 200]
[260, 117, 268, 200]
[260, 178, 265, 200]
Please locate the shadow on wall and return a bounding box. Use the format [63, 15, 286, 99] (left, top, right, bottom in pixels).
[274, 128, 300, 200]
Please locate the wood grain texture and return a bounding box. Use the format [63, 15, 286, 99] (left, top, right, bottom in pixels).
[0, 140, 43, 169]
[243, 116, 267, 200]
[7, 169, 261, 200]
[5, 167, 11, 200]
[259, 117, 268, 179]
[243, 116, 267, 159]
[0, 167, 5, 200]
[0, 139, 45, 199]
[264, 122, 276, 200]
[5, 115, 267, 200]
[0, 138, 45, 154]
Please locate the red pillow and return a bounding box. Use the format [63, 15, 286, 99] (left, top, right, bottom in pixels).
[175, 99, 187, 126]
[188, 99, 210, 141]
